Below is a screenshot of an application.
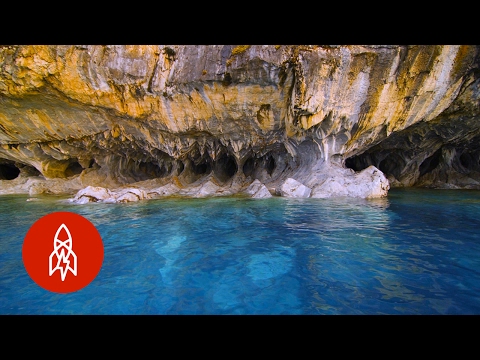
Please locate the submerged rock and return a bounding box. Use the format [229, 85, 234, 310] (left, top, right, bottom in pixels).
[311, 165, 390, 198]
[280, 178, 312, 198]
[244, 179, 272, 198]
[72, 186, 114, 203]
[116, 188, 148, 203]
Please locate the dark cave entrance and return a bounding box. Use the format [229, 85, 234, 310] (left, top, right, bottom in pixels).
[243, 153, 276, 178]
[378, 153, 406, 180]
[192, 160, 211, 175]
[176, 160, 185, 176]
[0, 162, 20, 180]
[214, 153, 238, 182]
[345, 154, 370, 172]
[127, 159, 174, 182]
[419, 148, 441, 177]
[65, 161, 84, 177]
[459, 150, 480, 171]
[180, 150, 214, 184]
[138, 160, 170, 179]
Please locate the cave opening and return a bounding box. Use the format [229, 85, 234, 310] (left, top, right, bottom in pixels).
[460, 153, 471, 169]
[214, 153, 238, 182]
[266, 155, 275, 175]
[137, 160, 169, 179]
[176, 160, 185, 175]
[345, 154, 372, 172]
[179, 149, 214, 184]
[192, 160, 212, 175]
[242, 152, 277, 179]
[88, 159, 98, 168]
[459, 151, 480, 171]
[0, 162, 20, 180]
[378, 153, 406, 180]
[243, 157, 255, 177]
[65, 161, 84, 177]
[419, 148, 442, 177]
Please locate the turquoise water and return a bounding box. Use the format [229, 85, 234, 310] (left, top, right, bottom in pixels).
[1, 188, 480, 315]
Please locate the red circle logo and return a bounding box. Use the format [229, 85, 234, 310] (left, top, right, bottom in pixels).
[22, 211, 104, 293]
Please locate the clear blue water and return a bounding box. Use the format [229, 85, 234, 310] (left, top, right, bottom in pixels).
[1, 187, 480, 315]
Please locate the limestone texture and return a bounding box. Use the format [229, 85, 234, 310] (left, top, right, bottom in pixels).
[0, 45, 479, 201]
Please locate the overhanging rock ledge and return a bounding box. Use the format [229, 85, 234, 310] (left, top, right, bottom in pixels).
[0, 45, 478, 202]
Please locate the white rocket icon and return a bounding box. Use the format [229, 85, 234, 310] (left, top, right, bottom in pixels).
[49, 223, 77, 281]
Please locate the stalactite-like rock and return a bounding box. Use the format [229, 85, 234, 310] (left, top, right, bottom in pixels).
[0, 45, 479, 201]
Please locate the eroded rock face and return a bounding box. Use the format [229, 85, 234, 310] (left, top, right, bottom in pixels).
[0, 45, 479, 200]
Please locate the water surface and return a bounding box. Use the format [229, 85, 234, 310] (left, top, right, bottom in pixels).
[1, 188, 480, 315]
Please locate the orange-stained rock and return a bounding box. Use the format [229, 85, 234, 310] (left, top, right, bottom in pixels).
[0, 45, 479, 198]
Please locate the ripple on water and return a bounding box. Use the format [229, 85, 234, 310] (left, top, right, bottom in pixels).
[2, 189, 480, 314]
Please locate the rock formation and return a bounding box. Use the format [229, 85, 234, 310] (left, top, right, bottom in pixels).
[0, 45, 478, 202]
